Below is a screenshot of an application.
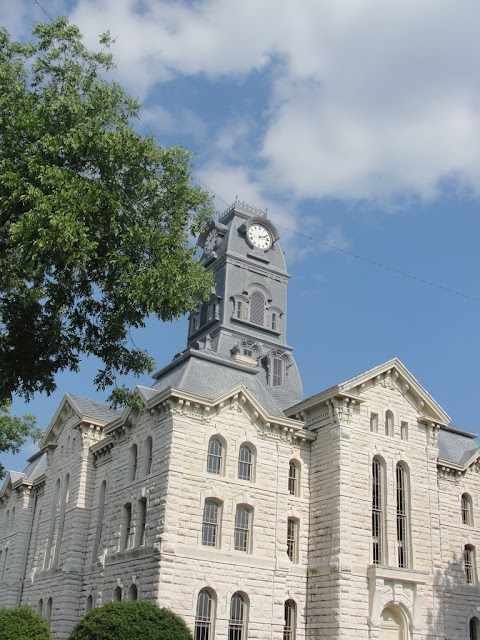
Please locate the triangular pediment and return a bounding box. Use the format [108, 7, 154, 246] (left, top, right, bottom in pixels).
[287, 358, 450, 425]
[40, 393, 121, 449]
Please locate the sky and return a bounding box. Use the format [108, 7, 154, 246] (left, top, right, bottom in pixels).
[2, 0, 480, 474]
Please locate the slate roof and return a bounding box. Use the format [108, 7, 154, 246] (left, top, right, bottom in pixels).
[22, 451, 48, 480]
[438, 427, 480, 465]
[66, 393, 122, 423]
[152, 349, 305, 418]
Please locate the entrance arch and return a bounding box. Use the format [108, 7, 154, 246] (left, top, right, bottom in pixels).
[380, 606, 405, 640]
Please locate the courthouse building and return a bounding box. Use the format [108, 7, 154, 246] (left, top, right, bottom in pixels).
[1, 201, 480, 640]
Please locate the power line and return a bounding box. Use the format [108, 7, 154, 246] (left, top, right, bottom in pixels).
[28, 0, 480, 305]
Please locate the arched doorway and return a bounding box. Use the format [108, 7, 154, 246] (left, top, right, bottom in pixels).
[380, 606, 405, 640]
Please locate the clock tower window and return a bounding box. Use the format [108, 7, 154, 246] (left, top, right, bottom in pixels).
[250, 291, 265, 326]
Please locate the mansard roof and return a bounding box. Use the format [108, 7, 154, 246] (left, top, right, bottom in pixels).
[150, 347, 305, 418]
[438, 426, 479, 467]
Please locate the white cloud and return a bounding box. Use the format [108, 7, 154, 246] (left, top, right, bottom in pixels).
[10, 0, 480, 205]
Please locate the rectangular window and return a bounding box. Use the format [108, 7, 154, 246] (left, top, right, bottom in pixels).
[202, 501, 219, 547]
[401, 421, 408, 441]
[287, 518, 298, 562]
[370, 413, 378, 433]
[234, 506, 251, 552]
[272, 357, 283, 386]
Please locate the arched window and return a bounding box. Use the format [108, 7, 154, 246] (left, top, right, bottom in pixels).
[287, 518, 298, 563]
[470, 617, 480, 640]
[45, 597, 53, 621]
[86, 595, 93, 612]
[272, 356, 284, 387]
[121, 503, 132, 551]
[228, 592, 247, 640]
[45, 478, 61, 569]
[195, 588, 215, 640]
[462, 493, 474, 526]
[53, 474, 70, 567]
[129, 584, 138, 601]
[137, 497, 147, 547]
[129, 444, 138, 482]
[250, 291, 265, 326]
[396, 463, 409, 568]
[144, 436, 153, 476]
[284, 600, 296, 640]
[38, 599, 43, 615]
[202, 500, 220, 548]
[385, 410, 394, 437]
[271, 313, 277, 331]
[288, 460, 300, 497]
[92, 480, 107, 561]
[464, 545, 476, 585]
[206, 437, 224, 475]
[238, 444, 253, 481]
[372, 457, 385, 565]
[113, 586, 122, 602]
[234, 506, 252, 553]
[236, 301, 243, 319]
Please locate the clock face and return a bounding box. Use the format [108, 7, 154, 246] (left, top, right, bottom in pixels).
[204, 229, 217, 253]
[247, 223, 272, 250]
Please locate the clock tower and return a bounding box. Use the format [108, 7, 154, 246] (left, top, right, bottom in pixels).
[186, 199, 303, 400]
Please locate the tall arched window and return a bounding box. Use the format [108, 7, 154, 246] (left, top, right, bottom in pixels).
[45, 597, 53, 622]
[288, 460, 300, 497]
[113, 586, 122, 602]
[202, 500, 220, 548]
[372, 457, 385, 565]
[206, 437, 224, 475]
[238, 444, 253, 481]
[396, 463, 409, 568]
[129, 584, 138, 601]
[92, 480, 107, 561]
[250, 291, 265, 326]
[470, 617, 480, 640]
[228, 593, 247, 640]
[287, 518, 298, 563]
[465, 545, 477, 585]
[284, 600, 296, 640]
[53, 473, 70, 567]
[121, 503, 132, 551]
[38, 599, 43, 615]
[462, 493, 474, 526]
[129, 444, 138, 482]
[195, 589, 215, 640]
[137, 497, 147, 547]
[144, 436, 153, 476]
[385, 411, 394, 437]
[86, 595, 93, 612]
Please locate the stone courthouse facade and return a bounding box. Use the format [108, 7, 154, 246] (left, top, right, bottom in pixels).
[1, 201, 480, 640]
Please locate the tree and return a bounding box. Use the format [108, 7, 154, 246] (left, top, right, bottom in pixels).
[0, 606, 52, 640]
[68, 601, 193, 640]
[0, 401, 40, 478]
[0, 17, 214, 413]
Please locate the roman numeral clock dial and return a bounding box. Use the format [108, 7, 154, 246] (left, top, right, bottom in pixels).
[247, 223, 272, 250]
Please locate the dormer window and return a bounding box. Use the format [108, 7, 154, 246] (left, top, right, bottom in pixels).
[237, 301, 242, 319]
[272, 313, 277, 331]
[272, 357, 284, 386]
[264, 350, 291, 387]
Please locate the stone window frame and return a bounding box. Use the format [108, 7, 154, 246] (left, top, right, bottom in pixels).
[288, 459, 300, 497]
[234, 504, 253, 553]
[129, 444, 138, 482]
[385, 410, 394, 437]
[464, 544, 477, 585]
[121, 502, 132, 551]
[284, 600, 297, 640]
[228, 592, 248, 640]
[370, 412, 379, 433]
[144, 436, 153, 476]
[287, 517, 299, 563]
[400, 421, 409, 441]
[470, 616, 480, 640]
[136, 497, 147, 547]
[462, 493, 474, 526]
[396, 462, 410, 569]
[195, 588, 216, 640]
[206, 436, 226, 476]
[202, 499, 222, 548]
[238, 443, 256, 482]
[372, 456, 386, 566]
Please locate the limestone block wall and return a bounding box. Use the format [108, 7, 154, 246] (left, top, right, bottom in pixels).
[437, 467, 480, 640]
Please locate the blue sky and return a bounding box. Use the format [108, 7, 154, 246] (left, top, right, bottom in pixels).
[2, 0, 480, 472]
